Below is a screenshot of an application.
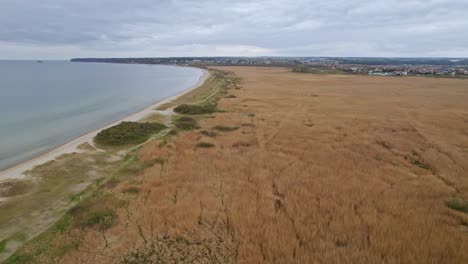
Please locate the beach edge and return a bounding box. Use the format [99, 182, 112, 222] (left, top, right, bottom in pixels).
[0, 67, 210, 181]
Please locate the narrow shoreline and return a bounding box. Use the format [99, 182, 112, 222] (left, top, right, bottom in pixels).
[0, 67, 209, 181]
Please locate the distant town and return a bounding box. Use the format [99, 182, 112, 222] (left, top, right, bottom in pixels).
[71, 57, 468, 78]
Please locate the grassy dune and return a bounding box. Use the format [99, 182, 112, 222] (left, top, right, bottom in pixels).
[5, 67, 468, 263]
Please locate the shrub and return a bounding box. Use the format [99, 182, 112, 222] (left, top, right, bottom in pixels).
[446, 198, 468, 214]
[196, 142, 215, 148]
[201, 130, 217, 137]
[0, 239, 6, 253]
[69, 194, 123, 231]
[213, 125, 239, 132]
[80, 209, 116, 231]
[411, 159, 431, 170]
[174, 104, 216, 115]
[174, 116, 199, 130]
[95, 122, 167, 147]
[122, 186, 140, 194]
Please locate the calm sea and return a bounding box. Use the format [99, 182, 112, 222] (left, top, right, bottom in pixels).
[0, 61, 203, 170]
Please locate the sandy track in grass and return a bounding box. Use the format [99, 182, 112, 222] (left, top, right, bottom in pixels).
[0, 69, 209, 182]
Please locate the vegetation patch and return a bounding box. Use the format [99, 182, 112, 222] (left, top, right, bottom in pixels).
[241, 123, 255, 127]
[196, 142, 215, 148]
[69, 194, 124, 231]
[213, 125, 239, 132]
[0, 180, 33, 197]
[225, 94, 237, 98]
[174, 116, 199, 130]
[411, 159, 431, 170]
[201, 130, 217, 137]
[174, 104, 217, 115]
[95, 121, 166, 147]
[0, 239, 7, 253]
[446, 198, 468, 214]
[232, 141, 251, 148]
[122, 186, 141, 195]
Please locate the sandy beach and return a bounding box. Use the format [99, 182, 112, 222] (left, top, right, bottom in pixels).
[0, 68, 209, 182]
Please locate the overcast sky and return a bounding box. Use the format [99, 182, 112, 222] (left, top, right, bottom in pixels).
[1, 0, 467, 59]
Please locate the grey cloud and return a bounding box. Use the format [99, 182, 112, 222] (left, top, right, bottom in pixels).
[0, 0, 467, 59]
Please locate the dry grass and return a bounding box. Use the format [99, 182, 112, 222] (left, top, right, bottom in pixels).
[9, 67, 468, 263]
[140, 113, 169, 124]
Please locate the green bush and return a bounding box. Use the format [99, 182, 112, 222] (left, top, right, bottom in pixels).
[80, 209, 116, 231]
[200, 130, 217, 137]
[174, 116, 199, 130]
[196, 142, 215, 148]
[213, 125, 239, 132]
[95, 121, 166, 147]
[174, 104, 217, 115]
[446, 198, 468, 214]
[0, 239, 6, 253]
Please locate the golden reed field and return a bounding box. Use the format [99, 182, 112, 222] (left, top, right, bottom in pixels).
[22, 67, 468, 263]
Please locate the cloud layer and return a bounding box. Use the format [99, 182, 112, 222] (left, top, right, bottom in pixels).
[1, 0, 467, 59]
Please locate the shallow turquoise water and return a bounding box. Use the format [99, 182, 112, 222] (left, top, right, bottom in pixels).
[0, 61, 203, 170]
